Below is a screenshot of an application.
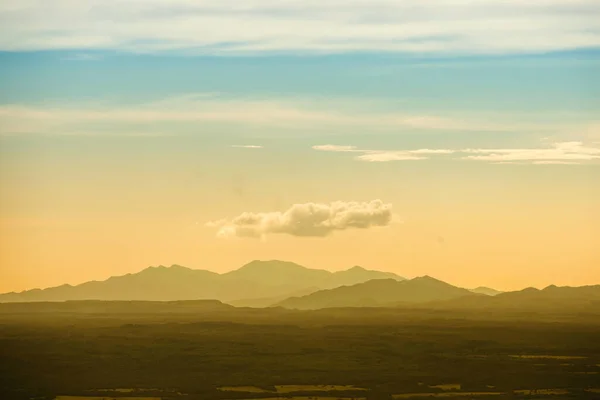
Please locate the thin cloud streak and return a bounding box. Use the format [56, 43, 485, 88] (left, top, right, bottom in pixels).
[311, 145, 360, 152]
[0, 98, 564, 136]
[357, 152, 426, 162]
[462, 141, 600, 162]
[313, 144, 456, 162]
[1, 0, 599, 54]
[313, 141, 600, 164]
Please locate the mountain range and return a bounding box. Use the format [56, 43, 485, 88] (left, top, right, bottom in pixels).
[275, 277, 600, 311]
[1, 260, 597, 312]
[0, 260, 404, 303]
[432, 283, 600, 311]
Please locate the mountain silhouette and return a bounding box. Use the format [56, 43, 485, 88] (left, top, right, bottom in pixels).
[275, 275, 476, 309]
[0, 260, 404, 303]
[426, 284, 600, 311]
[470, 286, 504, 296]
[223, 260, 331, 288]
[3, 259, 594, 310]
[330, 265, 404, 286]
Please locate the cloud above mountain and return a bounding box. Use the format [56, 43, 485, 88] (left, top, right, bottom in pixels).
[207, 200, 394, 239]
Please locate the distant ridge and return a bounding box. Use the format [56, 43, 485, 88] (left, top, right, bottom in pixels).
[423, 284, 600, 311]
[274, 279, 600, 311]
[0, 260, 404, 303]
[275, 276, 477, 309]
[4, 259, 592, 311]
[470, 286, 504, 296]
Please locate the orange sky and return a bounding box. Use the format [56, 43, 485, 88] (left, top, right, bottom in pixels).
[1, 144, 598, 293]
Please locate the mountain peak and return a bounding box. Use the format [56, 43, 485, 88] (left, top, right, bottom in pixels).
[276, 275, 474, 309]
[224, 260, 331, 289]
[140, 264, 193, 273]
[331, 266, 405, 286]
[411, 275, 445, 284]
[470, 286, 503, 296]
[169, 264, 192, 271]
[347, 265, 367, 272]
[238, 260, 308, 271]
[522, 287, 540, 292]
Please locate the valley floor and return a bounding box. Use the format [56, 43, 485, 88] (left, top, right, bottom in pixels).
[0, 304, 599, 400]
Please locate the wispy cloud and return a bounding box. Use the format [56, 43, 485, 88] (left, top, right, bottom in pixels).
[0, 1, 598, 54]
[311, 145, 359, 152]
[409, 149, 456, 155]
[356, 152, 426, 162]
[231, 145, 263, 149]
[462, 141, 600, 162]
[207, 200, 394, 239]
[313, 144, 455, 162]
[1, 96, 562, 136]
[314, 141, 600, 164]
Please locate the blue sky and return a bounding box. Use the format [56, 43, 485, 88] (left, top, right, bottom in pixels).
[1, 50, 599, 151]
[1, 50, 599, 109]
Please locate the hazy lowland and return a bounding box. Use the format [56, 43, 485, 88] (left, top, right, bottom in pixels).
[1, 261, 599, 400]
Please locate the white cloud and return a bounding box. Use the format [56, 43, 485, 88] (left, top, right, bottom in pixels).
[207, 200, 394, 239]
[462, 141, 600, 163]
[314, 141, 600, 164]
[313, 144, 455, 162]
[231, 145, 263, 148]
[409, 149, 455, 154]
[0, 0, 598, 54]
[311, 145, 359, 152]
[356, 152, 426, 162]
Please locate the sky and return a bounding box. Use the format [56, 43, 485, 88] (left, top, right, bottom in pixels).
[1, 0, 599, 293]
